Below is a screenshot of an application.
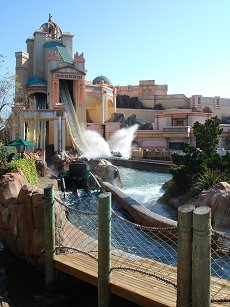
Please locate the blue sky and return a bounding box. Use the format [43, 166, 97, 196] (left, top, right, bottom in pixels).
[1, 0, 230, 98]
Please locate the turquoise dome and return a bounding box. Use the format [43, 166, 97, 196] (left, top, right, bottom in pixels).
[92, 75, 112, 85]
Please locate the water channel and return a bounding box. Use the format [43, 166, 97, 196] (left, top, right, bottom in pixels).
[118, 166, 176, 219]
[64, 167, 230, 280]
[0, 167, 229, 305]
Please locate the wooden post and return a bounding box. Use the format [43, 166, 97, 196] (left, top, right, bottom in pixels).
[192, 206, 211, 307]
[44, 184, 55, 289]
[98, 192, 111, 307]
[177, 204, 195, 307]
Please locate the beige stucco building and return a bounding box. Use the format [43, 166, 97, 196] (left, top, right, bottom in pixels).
[11, 15, 230, 157]
[13, 15, 116, 156]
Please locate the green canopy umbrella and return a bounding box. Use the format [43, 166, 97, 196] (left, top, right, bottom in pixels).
[6, 137, 34, 147]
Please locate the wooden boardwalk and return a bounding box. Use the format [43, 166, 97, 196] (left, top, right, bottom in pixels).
[54, 253, 177, 307]
[54, 252, 230, 307]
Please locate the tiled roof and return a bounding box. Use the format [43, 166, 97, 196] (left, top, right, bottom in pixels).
[56, 46, 72, 64]
[43, 41, 64, 49]
[43, 41, 72, 64]
[27, 76, 47, 86]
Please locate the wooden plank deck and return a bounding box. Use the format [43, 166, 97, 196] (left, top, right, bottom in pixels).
[54, 252, 230, 307]
[54, 252, 177, 307]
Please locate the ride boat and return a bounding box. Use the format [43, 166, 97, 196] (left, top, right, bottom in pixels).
[111, 151, 122, 158]
[57, 160, 101, 196]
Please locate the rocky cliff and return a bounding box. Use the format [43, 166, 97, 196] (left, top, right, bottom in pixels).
[0, 171, 44, 266]
[160, 181, 230, 232]
[0, 170, 98, 267]
[194, 182, 230, 232]
[107, 112, 153, 130]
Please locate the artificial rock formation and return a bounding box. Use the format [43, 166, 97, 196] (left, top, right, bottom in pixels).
[194, 182, 230, 231]
[108, 112, 154, 130]
[0, 170, 28, 206]
[116, 95, 145, 109]
[89, 159, 123, 188]
[49, 150, 77, 174]
[139, 122, 154, 130]
[49, 151, 123, 188]
[0, 169, 97, 267]
[160, 180, 230, 232]
[0, 171, 45, 266]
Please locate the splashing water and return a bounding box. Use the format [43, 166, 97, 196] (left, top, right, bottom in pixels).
[82, 128, 111, 159]
[108, 124, 139, 158]
[81, 125, 138, 159]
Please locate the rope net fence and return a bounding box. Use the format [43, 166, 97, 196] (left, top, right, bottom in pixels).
[55, 192, 99, 260]
[54, 192, 230, 304]
[110, 207, 178, 289]
[210, 230, 230, 303]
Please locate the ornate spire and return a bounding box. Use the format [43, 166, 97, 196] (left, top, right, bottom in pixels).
[47, 14, 61, 39]
[37, 15, 62, 39]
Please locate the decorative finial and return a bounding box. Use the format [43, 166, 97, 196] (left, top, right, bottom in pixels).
[48, 13, 52, 22]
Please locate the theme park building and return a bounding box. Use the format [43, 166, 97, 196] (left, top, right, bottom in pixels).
[11, 15, 230, 157]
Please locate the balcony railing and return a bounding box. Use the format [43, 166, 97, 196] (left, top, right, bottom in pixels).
[163, 126, 191, 132]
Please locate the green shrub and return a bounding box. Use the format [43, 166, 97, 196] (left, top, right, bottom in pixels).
[0, 145, 17, 163]
[170, 143, 208, 192]
[191, 169, 221, 195]
[0, 158, 38, 185]
[170, 118, 224, 195]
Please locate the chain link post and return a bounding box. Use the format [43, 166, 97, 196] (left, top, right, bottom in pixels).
[192, 206, 211, 307]
[98, 192, 111, 307]
[44, 184, 55, 289]
[177, 204, 195, 307]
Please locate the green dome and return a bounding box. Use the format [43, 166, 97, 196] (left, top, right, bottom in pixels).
[92, 75, 111, 85]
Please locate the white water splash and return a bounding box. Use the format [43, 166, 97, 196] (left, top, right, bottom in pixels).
[81, 125, 138, 159]
[108, 124, 138, 158]
[82, 128, 111, 159]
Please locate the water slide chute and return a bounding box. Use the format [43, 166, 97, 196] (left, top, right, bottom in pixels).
[60, 82, 89, 155]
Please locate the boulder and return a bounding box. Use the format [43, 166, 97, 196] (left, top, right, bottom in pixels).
[0, 207, 10, 230]
[0, 171, 28, 206]
[108, 112, 154, 130]
[195, 182, 230, 231]
[89, 158, 123, 188]
[0, 168, 93, 267]
[9, 203, 18, 241]
[17, 184, 34, 204]
[35, 159, 50, 177]
[49, 150, 76, 174]
[32, 228, 43, 256]
[120, 114, 141, 128]
[139, 123, 153, 130]
[160, 180, 230, 231]
[107, 112, 126, 123]
[116, 95, 145, 109]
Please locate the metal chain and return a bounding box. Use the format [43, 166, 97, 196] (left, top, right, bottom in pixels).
[112, 266, 177, 288]
[111, 208, 178, 232]
[211, 298, 230, 303]
[55, 245, 98, 261]
[212, 229, 230, 240]
[54, 196, 98, 216]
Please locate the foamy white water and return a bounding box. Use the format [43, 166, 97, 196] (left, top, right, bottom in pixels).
[118, 166, 177, 220]
[82, 128, 111, 159]
[81, 125, 138, 159]
[108, 124, 138, 157]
